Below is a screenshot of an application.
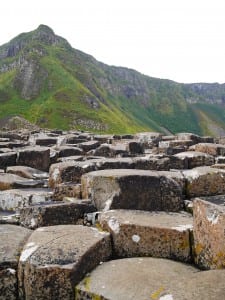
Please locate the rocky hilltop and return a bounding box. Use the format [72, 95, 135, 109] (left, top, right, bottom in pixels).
[0, 25, 225, 135]
[0, 129, 225, 299]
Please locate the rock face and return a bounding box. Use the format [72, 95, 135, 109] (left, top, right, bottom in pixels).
[18, 225, 112, 300]
[183, 166, 225, 198]
[174, 151, 214, 168]
[0, 152, 17, 170]
[81, 169, 183, 211]
[191, 143, 225, 156]
[99, 210, 193, 262]
[1, 128, 225, 298]
[0, 225, 31, 300]
[17, 147, 50, 171]
[6, 165, 49, 179]
[193, 198, 225, 269]
[20, 200, 96, 229]
[0, 173, 44, 191]
[76, 257, 225, 300]
[0, 188, 53, 211]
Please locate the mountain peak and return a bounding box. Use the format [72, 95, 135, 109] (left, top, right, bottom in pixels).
[33, 24, 60, 45]
[36, 24, 55, 35]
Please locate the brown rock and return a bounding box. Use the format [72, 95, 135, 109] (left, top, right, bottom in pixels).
[76, 257, 225, 300]
[53, 183, 81, 200]
[0, 152, 17, 170]
[6, 165, 49, 179]
[99, 209, 193, 262]
[81, 169, 183, 211]
[48, 158, 135, 188]
[57, 145, 83, 157]
[183, 166, 225, 198]
[35, 137, 58, 146]
[20, 200, 96, 229]
[0, 173, 44, 191]
[193, 198, 225, 269]
[0, 224, 31, 300]
[174, 151, 214, 169]
[190, 143, 225, 156]
[18, 225, 111, 300]
[0, 188, 53, 211]
[78, 140, 100, 152]
[17, 146, 50, 171]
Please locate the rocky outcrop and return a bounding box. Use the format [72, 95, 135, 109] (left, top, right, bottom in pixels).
[81, 169, 183, 211]
[193, 198, 225, 269]
[0, 225, 31, 300]
[0, 129, 225, 299]
[76, 257, 225, 300]
[99, 209, 193, 262]
[18, 225, 111, 300]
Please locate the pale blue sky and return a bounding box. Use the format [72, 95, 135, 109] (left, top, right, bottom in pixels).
[1, 0, 225, 83]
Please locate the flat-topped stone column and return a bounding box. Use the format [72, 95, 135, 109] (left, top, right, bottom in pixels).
[76, 257, 225, 300]
[99, 209, 193, 262]
[81, 169, 183, 211]
[18, 225, 111, 300]
[0, 224, 31, 300]
[193, 198, 225, 269]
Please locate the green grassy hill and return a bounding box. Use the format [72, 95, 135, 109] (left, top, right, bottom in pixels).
[1, 25, 225, 136]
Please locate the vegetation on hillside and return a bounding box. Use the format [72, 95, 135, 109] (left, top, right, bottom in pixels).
[0, 25, 225, 136]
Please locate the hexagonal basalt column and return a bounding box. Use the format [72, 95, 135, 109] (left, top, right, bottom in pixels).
[82, 169, 183, 212]
[18, 225, 111, 300]
[99, 209, 193, 262]
[0, 224, 31, 300]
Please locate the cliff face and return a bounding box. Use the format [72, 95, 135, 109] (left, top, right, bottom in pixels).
[0, 24, 225, 135]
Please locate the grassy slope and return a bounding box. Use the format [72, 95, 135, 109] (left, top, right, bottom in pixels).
[1, 26, 225, 135]
[0, 45, 149, 133]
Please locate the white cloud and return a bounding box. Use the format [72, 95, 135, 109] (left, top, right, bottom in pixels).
[1, 0, 225, 83]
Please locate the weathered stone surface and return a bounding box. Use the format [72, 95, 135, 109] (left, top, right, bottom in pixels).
[57, 155, 84, 163]
[49, 160, 96, 188]
[99, 210, 193, 261]
[82, 169, 183, 211]
[17, 146, 50, 171]
[190, 143, 225, 156]
[193, 198, 225, 269]
[0, 188, 53, 210]
[35, 137, 58, 146]
[0, 225, 31, 300]
[18, 225, 112, 300]
[6, 165, 49, 179]
[53, 183, 81, 200]
[78, 140, 100, 152]
[169, 155, 188, 169]
[174, 151, 214, 169]
[0, 211, 20, 225]
[57, 145, 83, 157]
[197, 194, 225, 206]
[0, 152, 17, 170]
[127, 140, 144, 155]
[133, 156, 171, 171]
[176, 132, 202, 143]
[0, 173, 44, 191]
[159, 139, 194, 150]
[93, 134, 113, 143]
[135, 132, 162, 147]
[92, 143, 128, 157]
[211, 163, 225, 169]
[183, 166, 225, 198]
[20, 200, 96, 229]
[215, 156, 225, 164]
[48, 158, 135, 188]
[76, 257, 225, 300]
[0, 147, 12, 153]
[157, 170, 186, 193]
